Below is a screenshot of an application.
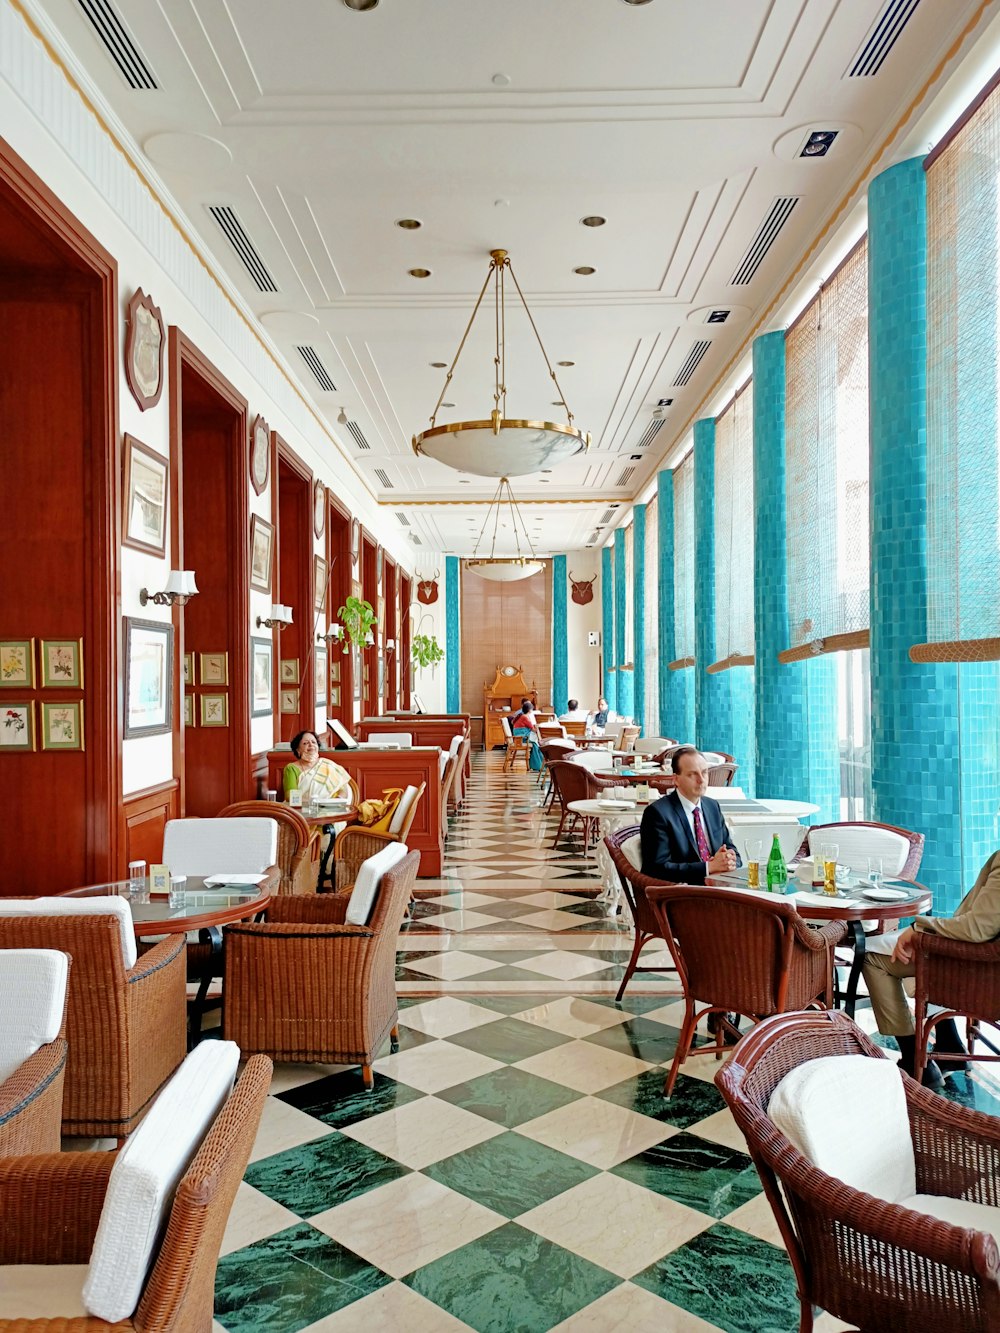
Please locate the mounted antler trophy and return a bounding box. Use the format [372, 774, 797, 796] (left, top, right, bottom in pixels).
[416, 570, 440, 605]
[569, 572, 597, 605]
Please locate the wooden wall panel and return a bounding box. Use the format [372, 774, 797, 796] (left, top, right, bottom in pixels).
[276, 446, 311, 741]
[460, 564, 553, 717]
[123, 780, 179, 868]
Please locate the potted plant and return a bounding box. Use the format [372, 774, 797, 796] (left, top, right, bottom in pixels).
[411, 632, 445, 672]
[335, 595, 377, 654]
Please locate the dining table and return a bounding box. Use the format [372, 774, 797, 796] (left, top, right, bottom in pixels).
[298, 801, 359, 889]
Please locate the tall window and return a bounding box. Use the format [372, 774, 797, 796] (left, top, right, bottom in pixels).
[644, 498, 659, 734]
[837, 650, 871, 819]
[712, 383, 755, 669]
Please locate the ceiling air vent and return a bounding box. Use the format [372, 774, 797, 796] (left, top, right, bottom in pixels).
[616, 466, 636, 487]
[847, 0, 920, 77]
[346, 421, 369, 450]
[208, 206, 278, 293]
[636, 420, 665, 450]
[730, 197, 799, 286]
[411, 534, 423, 546]
[77, 0, 157, 89]
[374, 468, 393, 489]
[296, 346, 336, 392]
[673, 340, 712, 387]
[395, 512, 411, 527]
[706, 309, 730, 324]
[599, 508, 615, 525]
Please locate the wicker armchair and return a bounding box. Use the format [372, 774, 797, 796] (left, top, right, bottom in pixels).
[500, 715, 532, 771]
[548, 760, 600, 850]
[440, 752, 459, 832]
[0, 1055, 271, 1330]
[223, 850, 420, 1088]
[332, 781, 425, 891]
[794, 819, 925, 880]
[218, 800, 321, 895]
[716, 1010, 1000, 1332]
[0, 951, 69, 1157]
[914, 931, 1000, 1084]
[645, 884, 846, 1096]
[619, 724, 641, 752]
[707, 760, 738, 786]
[604, 826, 678, 1001]
[0, 913, 186, 1139]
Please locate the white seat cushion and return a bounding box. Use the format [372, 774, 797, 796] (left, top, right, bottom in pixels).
[449, 734, 463, 756]
[768, 1054, 915, 1204]
[369, 732, 412, 747]
[388, 784, 420, 835]
[500, 716, 513, 739]
[345, 842, 409, 926]
[570, 751, 614, 772]
[806, 825, 911, 877]
[621, 834, 643, 874]
[0, 1264, 89, 1319]
[163, 818, 277, 878]
[83, 1041, 241, 1323]
[898, 1194, 1000, 1244]
[0, 949, 69, 1083]
[0, 898, 137, 970]
[439, 750, 449, 777]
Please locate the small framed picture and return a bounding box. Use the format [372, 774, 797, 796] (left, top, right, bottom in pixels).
[200, 652, 229, 686]
[183, 651, 194, 685]
[41, 700, 84, 751]
[314, 556, 328, 613]
[330, 684, 341, 706]
[313, 480, 326, 538]
[1, 701, 34, 751]
[183, 693, 195, 728]
[250, 514, 274, 594]
[0, 640, 34, 689]
[122, 435, 168, 556]
[251, 636, 273, 718]
[330, 659, 340, 684]
[279, 686, 299, 714]
[124, 617, 174, 739]
[351, 517, 361, 565]
[315, 644, 328, 707]
[200, 693, 229, 727]
[40, 638, 83, 689]
[249, 414, 270, 497]
[280, 658, 300, 684]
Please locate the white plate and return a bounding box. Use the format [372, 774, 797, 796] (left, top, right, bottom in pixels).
[203, 873, 265, 888]
[860, 886, 910, 902]
[597, 800, 634, 810]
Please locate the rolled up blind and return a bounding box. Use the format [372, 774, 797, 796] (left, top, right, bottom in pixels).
[781, 239, 870, 663]
[671, 458, 695, 669]
[709, 382, 755, 672]
[644, 497, 659, 731]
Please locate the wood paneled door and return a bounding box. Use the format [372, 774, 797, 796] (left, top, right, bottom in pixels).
[275, 438, 313, 741]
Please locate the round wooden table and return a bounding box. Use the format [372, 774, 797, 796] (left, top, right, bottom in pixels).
[298, 803, 359, 890]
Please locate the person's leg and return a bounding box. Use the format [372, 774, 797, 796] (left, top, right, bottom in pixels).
[863, 951, 942, 1087]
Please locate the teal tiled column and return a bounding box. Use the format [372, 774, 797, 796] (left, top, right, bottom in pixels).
[693, 419, 728, 752]
[657, 470, 695, 742]
[633, 506, 646, 732]
[753, 332, 838, 817]
[601, 545, 616, 708]
[614, 527, 634, 719]
[445, 555, 460, 714]
[552, 554, 568, 715]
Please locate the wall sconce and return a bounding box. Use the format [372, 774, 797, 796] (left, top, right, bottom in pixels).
[139, 570, 199, 607]
[319, 623, 345, 647]
[363, 629, 375, 647]
[256, 603, 294, 630]
[385, 637, 396, 657]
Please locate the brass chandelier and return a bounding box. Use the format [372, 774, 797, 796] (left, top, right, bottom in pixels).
[412, 249, 591, 478]
[465, 477, 544, 582]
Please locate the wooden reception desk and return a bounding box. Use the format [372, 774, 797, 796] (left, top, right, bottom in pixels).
[360, 716, 470, 778]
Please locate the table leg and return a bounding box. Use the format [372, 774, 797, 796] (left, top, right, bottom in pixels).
[317, 823, 336, 891]
[189, 924, 224, 1046]
[842, 920, 868, 1019]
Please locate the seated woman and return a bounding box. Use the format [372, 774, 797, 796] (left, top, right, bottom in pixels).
[283, 730, 352, 805]
[509, 701, 543, 772]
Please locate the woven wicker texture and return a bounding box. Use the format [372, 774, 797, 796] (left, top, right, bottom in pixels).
[605, 826, 678, 1001]
[0, 1039, 67, 1158]
[673, 460, 695, 662]
[713, 382, 755, 663]
[914, 932, 1000, 1081]
[716, 1010, 1000, 1332]
[218, 801, 320, 895]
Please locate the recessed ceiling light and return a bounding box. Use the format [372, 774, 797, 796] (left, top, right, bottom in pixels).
[551, 401, 564, 407]
[342, 0, 379, 9]
[459, 479, 470, 484]
[395, 218, 421, 230]
[491, 72, 511, 87]
[557, 360, 575, 367]
[430, 361, 447, 368]
[574, 266, 596, 276]
[541, 469, 552, 473]
[620, 0, 653, 5]
[540, 478, 550, 483]
[408, 268, 431, 278]
[441, 402, 455, 408]
[581, 215, 606, 227]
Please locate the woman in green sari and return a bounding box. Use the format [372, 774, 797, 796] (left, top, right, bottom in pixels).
[283, 730, 352, 804]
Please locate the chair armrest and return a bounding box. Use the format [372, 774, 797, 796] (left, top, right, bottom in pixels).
[790, 918, 848, 950]
[226, 921, 374, 941]
[125, 934, 188, 1108]
[265, 895, 350, 925]
[905, 1077, 1000, 1204]
[0, 1039, 67, 1156]
[913, 932, 1000, 963]
[0, 1152, 114, 1264]
[125, 933, 186, 983]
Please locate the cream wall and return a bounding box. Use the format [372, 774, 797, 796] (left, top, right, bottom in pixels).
[564, 550, 603, 712]
[408, 561, 448, 714]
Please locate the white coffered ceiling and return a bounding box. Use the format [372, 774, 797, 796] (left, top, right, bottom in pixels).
[26, 0, 993, 554]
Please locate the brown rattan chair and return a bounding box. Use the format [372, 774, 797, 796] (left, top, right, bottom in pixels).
[914, 931, 1000, 1084]
[548, 759, 602, 850]
[716, 1009, 1000, 1333]
[604, 826, 678, 1001]
[648, 774, 677, 794]
[653, 744, 686, 767]
[539, 738, 576, 804]
[439, 753, 459, 833]
[563, 720, 588, 739]
[0, 912, 187, 1139]
[0, 1054, 272, 1330]
[0, 954, 69, 1158]
[332, 781, 426, 891]
[645, 884, 846, 1096]
[218, 800, 321, 895]
[793, 819, 925, 880]
[223, 850, 420, 1088]
[619, 724, 641, 753]
[501, 715, 532, 772]
[707, 761, 739, 786]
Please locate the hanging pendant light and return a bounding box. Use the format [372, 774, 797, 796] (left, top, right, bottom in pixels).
[412, 250, 591, 478]
[465, 477, 544, 582]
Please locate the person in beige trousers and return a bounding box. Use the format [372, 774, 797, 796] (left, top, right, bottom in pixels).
[863, 849, 1000, 1087]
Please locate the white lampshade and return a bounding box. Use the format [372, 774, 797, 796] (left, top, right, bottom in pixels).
[466, 559, 543, 582]
[164, 569, 198, 596]
[413, 421, 588, 479]
[364, 629, 375, 646]
[280, 604, 294, 624]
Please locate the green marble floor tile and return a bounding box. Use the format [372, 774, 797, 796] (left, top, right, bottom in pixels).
[214, 1221, 391, 1333]
[447, 1017, 572, 1064]
[464, 964, 567, 980]
[424, 1131, 597, 1217]
[435, 1064, 583, 1128]
[466, 949, 549, 964]
[589, 995, 682, 1015]
[632, 1222, 799, 1333]
[611, 1131, 762, 1218]
[464, 995, 554, 1014]
[583, 1017, 686, 1064]
[942, 1070, 1000, 1117]
[404, 1221, 617, 1332]
[277, 1068, 425, 1128]
[245, 1133, 410, 1215]
[597, 1069, 724, 1127]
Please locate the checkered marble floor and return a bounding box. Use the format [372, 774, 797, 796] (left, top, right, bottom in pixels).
[214, 752, 1000, 1333]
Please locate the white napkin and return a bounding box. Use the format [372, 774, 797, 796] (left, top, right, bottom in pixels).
[202, 873, 265, 887]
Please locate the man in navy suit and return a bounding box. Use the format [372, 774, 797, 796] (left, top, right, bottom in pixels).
[640, 746, 740, 882]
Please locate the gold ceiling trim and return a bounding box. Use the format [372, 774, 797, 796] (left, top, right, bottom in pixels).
[378, 496, 619, 507]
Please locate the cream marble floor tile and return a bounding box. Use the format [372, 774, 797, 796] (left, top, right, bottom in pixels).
[515, 996, 632, 1037]
[398, 996, 505, 1037]
[311, 1173, 504, 1278]
[514, 950, 614, 980]
[373, 1041, 503, 1094]
[631, 999, 689, 1028]
[812, 1314, 856, 1332]
[550, 1283, 721, 1332]
[422, 890, 513, 906]
[430, 908, 510, 930]
[340, 1095, 504, 1169]
[517, 908, 604, 932]
[515, 1041, 652, 1094]
[517, 1095, 677, 1169]
[264, 1062, 350, 1097]
[723, 1191, 786, 1249]
[686, 1106, 748, 1153]
[300, 1281, 474, 1331]
[220, 1182, 301, 1256]
[395, 936, 453, 952]
[247, 1096, 332, 1163]
[518, 1172, 711, 1278]
[515, 891, 592, 908]
[213, 1321, 228, 1333]
[399, 951, 504, 980]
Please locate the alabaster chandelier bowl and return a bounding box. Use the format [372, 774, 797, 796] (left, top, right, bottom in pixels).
[466, 557, 544, 582]
[412, 250, 590, 479]
[463, 476, 544, 582]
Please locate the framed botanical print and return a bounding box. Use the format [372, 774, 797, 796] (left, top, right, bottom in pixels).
[279, 687, 299, 714]
[314, 556, 328, 612]
[42, 701, 84, 751]
[124, 617, 173, 739]
[315, 645, 327, 707]
[249, 414, 270, 496]
[124, 289, 165, 411]
[330, 684, 341, 707]
[251, 636, 273, 718]
[40, 639, 83, 689]
[200, 694, 229, 727]
[0, 640, 34, 689]
[250, 514, 274, 594]
[200, 652, 229, 686]
[313, 480, 326, 538]
[0, 702, 34, 751]
[122, 435, 168, 556]
[183, 693, 195, 728]
[280, 658, 300, 685]
[183, 651, 194, 685]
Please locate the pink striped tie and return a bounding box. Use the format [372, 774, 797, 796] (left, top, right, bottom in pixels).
[692, 805, 712, 861]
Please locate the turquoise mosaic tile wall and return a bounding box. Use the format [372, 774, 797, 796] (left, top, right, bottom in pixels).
[752, 331, 839, 819]
[632, 506, 646, 732]
[445, 555, 460, 714]
[602, 545, 616, 709]
[693, 420, 730, 754]
[657, 470, 695, 742]
[552, 554, 568, 715]
[614, 527, 635, 720]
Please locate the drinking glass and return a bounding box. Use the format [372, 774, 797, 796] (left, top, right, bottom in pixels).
[127, 859, 148, 903]
[867, 855, 884, 891]
[820, 842, 840, 895]
[746, 839, 763, 889]
[266, 789, 278, 803]
[168, 875, 187, 909]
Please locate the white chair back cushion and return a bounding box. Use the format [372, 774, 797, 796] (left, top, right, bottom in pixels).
[83, 1041, 241, 1323]
[768, 1054, 915, 1204]
[500, 716, 513, 739]
[806, 825, 911, 877]
[701, 751, 726, 765]
[621, 834, 643, 874]
[570, 751, 614, 773]
[345, 842, 409, 926]
[633, 737, 669, 755]
[368, 731, 412, 747]
[0, 897, 137, 970]
[449, 734, 463, 756]
[388, 784, 420, 835]
[163, 818, 277, 878]
[439, 750, 449, 777]
[0, 949, 69, 1084]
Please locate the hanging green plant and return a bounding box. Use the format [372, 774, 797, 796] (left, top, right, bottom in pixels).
[336, 595, 377, 653]
[411, 632, 445, 670]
